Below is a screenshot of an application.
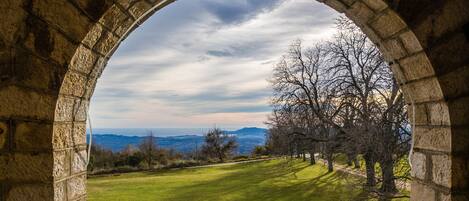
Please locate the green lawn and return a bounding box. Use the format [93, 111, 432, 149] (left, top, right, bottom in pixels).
[88, 159, 408, 201]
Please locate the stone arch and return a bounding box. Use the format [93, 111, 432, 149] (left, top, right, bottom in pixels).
[0, 0, 468, 200]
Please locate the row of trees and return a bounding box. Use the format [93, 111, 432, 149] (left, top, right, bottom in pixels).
[89, 129, 239, 173]
[266, 17, 411, 195]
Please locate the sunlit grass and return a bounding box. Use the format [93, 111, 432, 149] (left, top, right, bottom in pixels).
[88, 159, 409, 201]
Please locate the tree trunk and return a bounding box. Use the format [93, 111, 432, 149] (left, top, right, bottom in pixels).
[353, 156, 360, 169]
[310, 150, 316, 165]
[363, 153, 376, 187]
[380, 158, 397, 194]
[302, 152, 306, 161]
[326, 153, 333, 172]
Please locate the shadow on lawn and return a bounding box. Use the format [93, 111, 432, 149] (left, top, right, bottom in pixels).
[159, 159, 372, 201]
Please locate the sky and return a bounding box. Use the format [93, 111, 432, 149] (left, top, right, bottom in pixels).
[89, 0, 340, 129]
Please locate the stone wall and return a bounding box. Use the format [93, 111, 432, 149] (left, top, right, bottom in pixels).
[0, 0, 468, 200]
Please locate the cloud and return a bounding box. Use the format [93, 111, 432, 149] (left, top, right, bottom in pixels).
[90, 0, 340, 128]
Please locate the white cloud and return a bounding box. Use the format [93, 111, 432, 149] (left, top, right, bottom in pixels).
[90, 0, 340, 128]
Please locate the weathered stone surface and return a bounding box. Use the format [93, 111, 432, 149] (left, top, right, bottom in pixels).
[30, 0, 92, 42]
[432, 154, 451, 188]
[53, 150, 70, 179]
[411, 181, 436, 201]
[54, 181, 66, 201]
[401, 78, 444, 103]
[381, 37, 407, 61]
[70, 45, 98, 74]
[55, 96, 76, 122]
[370, 9, 406, 39]
[0, 0, 27, 45]
[73, 100, 89, 122]
[14, 122, 53, 150]
[53, 123, 73, 149]
[67, 175, 86, 200]
[94, 31, 118, 56]
[414, 126, 451, 152]
[60, 72, 87, 97]
[399, 31, 423, 54]
[6, 184, 54, 201]
[0, 86, 55, 120]
[345, 1, 374, 27]
[427, 102, 451, 126]
[8, 153, 53, 182]
[128, 1, 152, 19]
[399, 52, 434, 81]
[362, 0, 387, 12]
[0, 121, 8, 150]
[410, 151, 426, 180]
[99, 4, 130, 33]
[72, 123, 87, 146]
[71, 150, 87, 174]
[82, 23, 104, 49]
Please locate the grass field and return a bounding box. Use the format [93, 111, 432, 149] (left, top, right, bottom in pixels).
[88, 159, 408, 201]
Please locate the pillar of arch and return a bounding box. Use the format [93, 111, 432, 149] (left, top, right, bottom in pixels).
[0, 0, 467, 200]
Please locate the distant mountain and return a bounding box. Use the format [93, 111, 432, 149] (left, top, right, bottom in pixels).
[89, 127, 267, 155]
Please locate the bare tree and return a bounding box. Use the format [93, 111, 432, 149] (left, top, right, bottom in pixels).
[139, 131, 158, 169]
[201, 128, 238, 162]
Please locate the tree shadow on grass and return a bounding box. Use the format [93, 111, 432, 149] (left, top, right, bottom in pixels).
[159, 159, 373, 201]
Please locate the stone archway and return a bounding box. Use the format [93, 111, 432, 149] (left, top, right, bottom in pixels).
[0, 0, 468, 200]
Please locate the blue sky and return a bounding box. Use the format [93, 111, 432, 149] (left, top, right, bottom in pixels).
[90, 0, 340, 128]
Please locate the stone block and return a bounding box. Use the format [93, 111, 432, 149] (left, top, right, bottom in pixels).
[0, 0, 27, 45]
[361, 0, 387, 12]
[73, 100, 89, 122]
[82, 23, 104, 49]
[399, 31, 423, 54]
[53, 123, 73, 149]
[67, 175, 86, 200]
[0, 86, 55, 120]
[14, 122, 53, 150]
[55, 96, 76, 122]
[116, 0, 140, 10]
[398, 53, 435, 81]
[72, 123, 87, 146]
[53, 150, 70, 179]
[381, 37, 407, 61]
[8, 153, 53, 182]
[370, 10, 406, 39]
[414, 126, 451, 152]
[70, 45, 98, 74]
[6, 184, 54, 201]
[60, 71, 87, 97]
[345, 1, 374, 27]
[128, 1, 152, 19]
[427, 102, 451, 126]
[410, 151, 426, 180]
[401, 78, 444, 103]
[99, 4, 130, 33]
[74, 0, 114, 22]
[54, 181, 66, 201]
[94, 31, 118, 56]
[31, 0, 92, 42]
[72, 149, 87, 174]
[432, 154, 451, 188]
[411, 181, 436, 201]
